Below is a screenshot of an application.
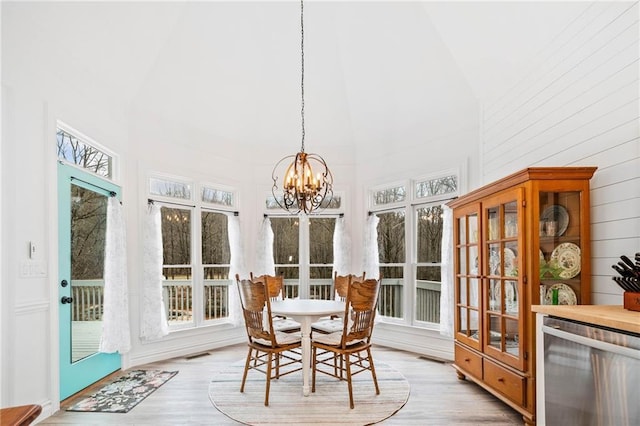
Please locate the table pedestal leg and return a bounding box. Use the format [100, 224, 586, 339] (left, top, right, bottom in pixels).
[300, 318, 312, 396]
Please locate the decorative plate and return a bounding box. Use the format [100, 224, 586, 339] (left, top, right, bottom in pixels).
[544, 283, 577, 305]
[504, 281, 518, 313]
[540, 205, 569, 236]
[503, 248, 517, 277]
[489, 248, 517, 276]
[489, 250, 500, 275]
[550, 242, 581, 279]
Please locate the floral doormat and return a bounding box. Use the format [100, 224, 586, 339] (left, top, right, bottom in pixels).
[67, 370, 178, 413]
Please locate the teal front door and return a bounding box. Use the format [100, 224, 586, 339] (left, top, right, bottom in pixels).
[58, 163, 121, 400]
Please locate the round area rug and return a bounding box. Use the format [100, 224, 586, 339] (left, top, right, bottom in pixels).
[208, 359, 410, 425]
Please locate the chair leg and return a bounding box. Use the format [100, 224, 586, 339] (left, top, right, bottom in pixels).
[240, 347, 253, 393]
[367, 348, 380, 395]
[311, 346, 317, 393]
[345, 352, 355, 409]
[265, 352, 273, 406]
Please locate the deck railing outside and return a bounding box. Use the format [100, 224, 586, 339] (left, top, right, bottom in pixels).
[70, 278, 441, 325]
[70, 280, 104, 321]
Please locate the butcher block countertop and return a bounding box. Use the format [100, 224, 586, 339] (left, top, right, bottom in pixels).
[532, 304, 640, 334]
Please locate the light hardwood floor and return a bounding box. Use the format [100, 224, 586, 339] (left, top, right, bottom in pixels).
[42, 343, 522, 425]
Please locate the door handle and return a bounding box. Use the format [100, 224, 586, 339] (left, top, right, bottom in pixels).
[61, 296, 73, 304]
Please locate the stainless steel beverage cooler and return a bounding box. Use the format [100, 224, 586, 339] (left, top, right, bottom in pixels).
[541, 316, 640, 425]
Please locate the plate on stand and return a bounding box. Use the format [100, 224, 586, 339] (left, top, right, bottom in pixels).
[544, 283, 577, 305]
[550, 242, 581, 279]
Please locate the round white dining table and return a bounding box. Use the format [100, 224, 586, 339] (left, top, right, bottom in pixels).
[270, 299, 345, 396]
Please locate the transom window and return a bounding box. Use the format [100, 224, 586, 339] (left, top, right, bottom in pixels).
[56, 123, 114, 179]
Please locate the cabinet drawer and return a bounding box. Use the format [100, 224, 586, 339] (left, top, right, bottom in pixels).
[483, 359, 524, 406]
[454, 344, 482, 379]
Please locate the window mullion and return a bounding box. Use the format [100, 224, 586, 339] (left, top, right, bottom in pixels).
[299, 214, 310, 299]
[193, 207, 204, 326]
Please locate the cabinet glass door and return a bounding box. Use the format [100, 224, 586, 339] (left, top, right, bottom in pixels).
[483, 191, 524, 369]
[538, 190, 582, 305]
[454, 205, 481, 350]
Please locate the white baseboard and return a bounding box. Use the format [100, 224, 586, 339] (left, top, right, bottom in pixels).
[373, 323, 454, 361]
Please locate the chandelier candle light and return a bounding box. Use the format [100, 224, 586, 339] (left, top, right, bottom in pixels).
[272, 0, 333, 214]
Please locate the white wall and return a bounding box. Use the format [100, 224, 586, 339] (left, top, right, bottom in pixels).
[479, 1, 640, 305]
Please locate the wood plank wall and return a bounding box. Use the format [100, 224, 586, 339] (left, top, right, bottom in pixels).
[479, 2, 639, 304]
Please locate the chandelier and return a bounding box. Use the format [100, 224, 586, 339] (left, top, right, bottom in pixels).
[271, 0, 333, 214]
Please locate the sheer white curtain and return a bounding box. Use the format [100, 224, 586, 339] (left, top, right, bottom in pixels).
[99, 196, 131, 353]
[439, 203, 454, 337]
[362, 214, 380, 279]
[255, 217, 275, 276]
[227, 214, 246, 326]
[332, 216, 350, 277]
[140, 203, 169, 340]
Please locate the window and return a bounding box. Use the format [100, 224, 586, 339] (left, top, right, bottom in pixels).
[415, 204, 444, 323]
[151, 174, 235, 329]
[267, 191, 342, 299]
[377, 210, 405, 319]
[373, 185, 405, 206]
[202, 185, 234, 207]
[270, 215, 337, 299]
[272, 217, 300, 297]
[201, 210, 230, 320]
[161, 207, 193, 325]
[151, 177, 191, 200]
[56, 123, 114, 179]
[370, 171, 458, 327]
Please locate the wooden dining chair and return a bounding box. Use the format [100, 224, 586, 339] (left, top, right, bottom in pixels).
[311, 276, 381, 408]
[250, 272, 301, 333]
[311, 272, 365, 335]
[236, 274, 302, 406]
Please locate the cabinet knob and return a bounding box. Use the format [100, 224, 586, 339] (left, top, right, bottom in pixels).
[498, 377, 505, 382]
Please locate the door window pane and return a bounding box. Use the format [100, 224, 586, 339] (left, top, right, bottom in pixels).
[70, 184, 107, 362]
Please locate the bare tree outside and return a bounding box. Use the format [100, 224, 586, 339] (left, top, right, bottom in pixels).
[161, 207, 192, 279]
[201, 211, 230, 279]
[57, 129, 112, 178]
[417, 205, 444, 281]
[309, 217, 335, 279]
[70, 185, 107, 280]
[272, 217, 300, 280]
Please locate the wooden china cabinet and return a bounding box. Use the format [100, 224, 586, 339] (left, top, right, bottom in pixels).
[447, 167, 596, 425]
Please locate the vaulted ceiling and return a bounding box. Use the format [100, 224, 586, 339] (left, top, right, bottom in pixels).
[3, 1, 589, 161]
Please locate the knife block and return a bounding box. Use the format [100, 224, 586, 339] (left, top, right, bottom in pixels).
[623, 292, 640, 312]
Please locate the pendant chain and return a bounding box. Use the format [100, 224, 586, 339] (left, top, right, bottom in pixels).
[300, 0, 305, 153]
